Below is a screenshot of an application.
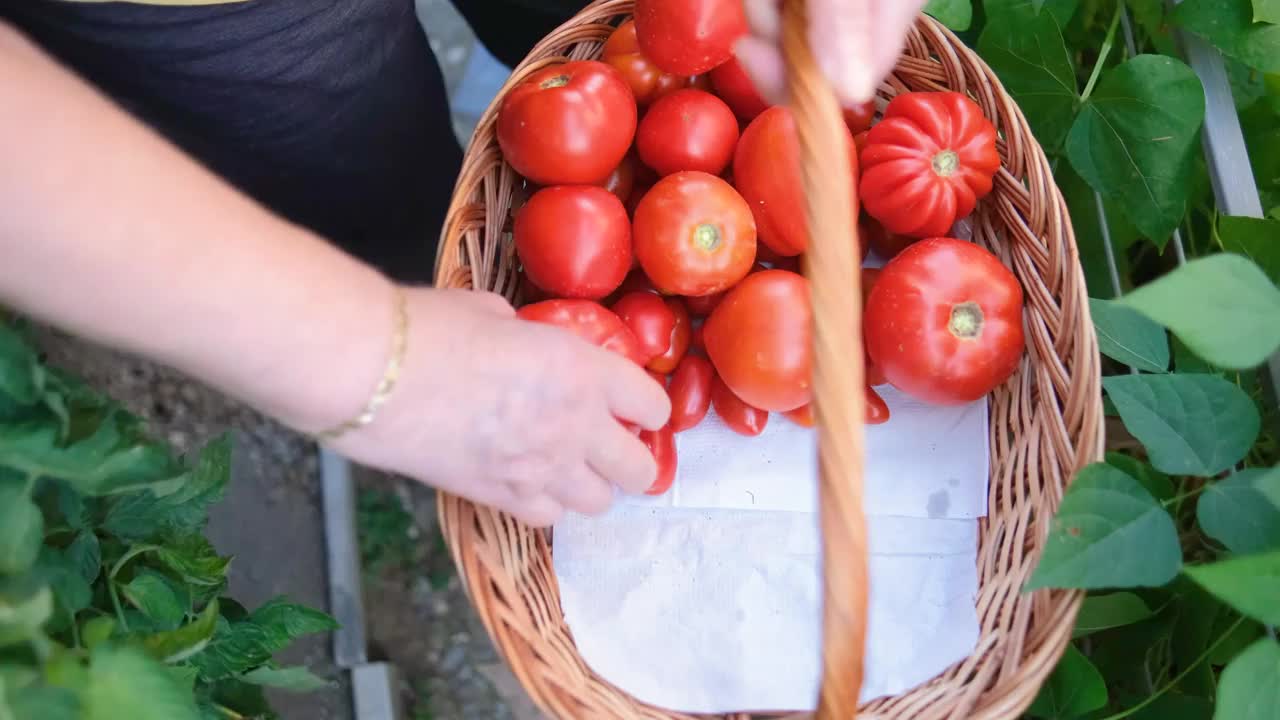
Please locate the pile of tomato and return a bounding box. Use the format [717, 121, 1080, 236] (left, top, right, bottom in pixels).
[499, 0, 1027, 497]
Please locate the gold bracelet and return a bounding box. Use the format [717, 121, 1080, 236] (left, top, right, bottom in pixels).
[316, 285, 409, 442]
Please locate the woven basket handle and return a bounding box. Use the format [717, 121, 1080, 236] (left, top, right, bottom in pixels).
[779, 1, 870, 717]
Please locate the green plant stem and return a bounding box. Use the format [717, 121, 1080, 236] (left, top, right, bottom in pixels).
[1161, 483, 1208, 507]
[1081, 1, 1125, 103]
[214, 703, 244, 719]
[108, 580, 129, 633]
[1097, 616, 1247, 720]
[109, 544, 159, 580]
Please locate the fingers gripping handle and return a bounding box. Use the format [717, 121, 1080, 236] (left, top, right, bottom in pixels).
[779, 1, 869, 718]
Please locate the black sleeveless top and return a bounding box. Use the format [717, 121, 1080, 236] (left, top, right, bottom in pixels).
[1, 0, 583, 284]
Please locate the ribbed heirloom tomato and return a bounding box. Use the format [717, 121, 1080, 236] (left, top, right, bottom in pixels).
[859, 91, 1000, 238]
[703, 269, 811, 412]
[633, 171, 756, 296]
[734, 106, 859, 257]
[496, 60, 637, 186]
[865, 238, 1025, 405]
[637, 89, 739, 177]
[514, 186, 631, 299]
[516, 299, 648, 366]
[601, 19, 708, 106]
[634, 0, 747, 75]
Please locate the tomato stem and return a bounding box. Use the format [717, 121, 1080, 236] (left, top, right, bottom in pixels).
[540, 74, 570, 89]
[932, 150, 960, 177]
[948, 302, 984, 339]
[692, 223, 722, 252]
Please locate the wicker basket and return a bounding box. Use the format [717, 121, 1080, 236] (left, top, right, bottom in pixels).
[434, 1, 1105, 717]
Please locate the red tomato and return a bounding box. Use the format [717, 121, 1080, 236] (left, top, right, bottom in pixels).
[633, 171, 757, 296]
[852, 129, 870, 155]
[612, 291, 677, 362]
[865, 385, 891, 424]
[861, 213, 916, 260]
[843, 101, 876, 134]
[647, 298, 691, 373]
[515, 186, 631, 299]
[634, 0, 747, 75]
[859, 91, 1000, 238]
[865, 238, 1024, 405]
[610, 268, 658, 303]
[709, 56, 770, 121]
[497, 61, 637, 185]
[668, 355, 714, 432]
[684, 291, 724, 316]
[711, 375, 768, 436]
[733, 106, 858, 257]
[598, 152, 637, 202]
[641, 424, 678, 495]
[783, 403, 814, 427]
[601, 19, 708, 106]
[703, 269, 811, 412]
[860, 267, 889, 388]
[648, 369, 668, 388]
[637, 89, 739, 176]
[517, 299, 648, 366]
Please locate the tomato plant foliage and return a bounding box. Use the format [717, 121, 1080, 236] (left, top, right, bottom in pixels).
[925, 0, 1280, 717]
[0, 321, 334, 719]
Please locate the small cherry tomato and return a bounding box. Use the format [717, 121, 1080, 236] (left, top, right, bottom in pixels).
[865, 238, 1024, 405]
[598, 152, 637, 202]
[647, 298, 691, 373]
[517, 299, 649, 365]
[634, 0, 747, 75]
[497, 60, 637, 185]
[843, 100, 876, 134]
[733, 106, 858, 257]
[515, 186, 631, 299]
[601, 19, 709, 106]
[709, 56, 770, 121]
[703, 269, 811, 412]
[668, 355, 714, 431]
[860, 91, 1000, 238]
[633, 171, 757, 296]
[865, 385, 891, 424]
[637, 89, 739, 176]
[641, 423, 678, 495]
[711, 375, 768, 436]
[783, 403, 814, 427]
[612, 291, 677, 362]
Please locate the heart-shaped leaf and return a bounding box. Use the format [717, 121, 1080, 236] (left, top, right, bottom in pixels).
[1102, 374, 1260, 477]
[1214, 638, 1280, 720]
[1073, 592, 1155, 637]
[1175, 0, 1280, 73]
[1089, 298, 1169, 372]
[1028, 644, 1108, 718]
[924, 0, 973, 30]
[1218, 216, 1280, 285]
[1027, 463, 1181, 590]
[1184, 550, 1280, 626]
[978, 3, 1077, 149]
[1197, 466, 1280, 554]
[1067, 55, 1205, 244]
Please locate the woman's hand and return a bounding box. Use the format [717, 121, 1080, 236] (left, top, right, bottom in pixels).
[735, 0, 928, 107]
[329, 288, 672, 527]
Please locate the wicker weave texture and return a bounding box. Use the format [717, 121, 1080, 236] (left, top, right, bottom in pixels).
[434, 2, 1105, 718]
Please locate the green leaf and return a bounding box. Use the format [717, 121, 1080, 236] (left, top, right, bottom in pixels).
[978, 5, 1078, 150]
[155, 534, 231, 589]
[0, 586, 52, 648]
[986, 0, 1079, 25]
[1027, 644, 1108, 718]
[1058, 163, 1141, 298]
[1184, 550, 1280, 625]
[1102, 374, 1260, 476]
[0, 479, 42, 575]
[1026, 463, 1181, 590]
[1073, 592, 1154, 637]
[82, 617, 116, 649]
[1175, 0, 1280, 73]
[65, 531, 101, 584]
[103, 435, 230, 540]
[1218, 216, 1280, 285]
[1089, 298, 1170, 372]
[1105, 452, 1174, 501]
[1119, 254, 1280, 369]
[1131, 694, 1213, 720]
[191, 597, 338, 680]
[3, 684, 79, 720]
[1197, 466, 1280, 554]
[1257, 0, 1280, 23]
[1210, 613, 1264, 664]
[206, 677, 274, 719]
[85, 645, 200, 720]
[141, 599, 220, 663]
[1066, 55, 1205, 244]
[121, 572, 186, 629]
[241, 664, 332, 692]
[1215, 638, 1280, 720]
[0, 327, 40, 407]
[924, 0, 972, 31]
[33, 547, 92, 619]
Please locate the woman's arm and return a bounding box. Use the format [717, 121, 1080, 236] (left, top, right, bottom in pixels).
[0, 22, 669, 526]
